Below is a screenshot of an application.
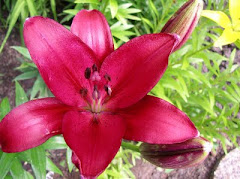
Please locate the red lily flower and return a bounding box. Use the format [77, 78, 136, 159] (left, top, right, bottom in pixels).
[0, 10, 199, 178]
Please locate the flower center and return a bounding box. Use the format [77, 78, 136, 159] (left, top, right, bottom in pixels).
[80, 64, 112, 113]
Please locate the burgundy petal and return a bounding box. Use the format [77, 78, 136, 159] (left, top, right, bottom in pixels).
[118, 95, 199, 144]
[140, 137, 212, 168]
[62, 111, 125, 178]
[24, 16, 97, 107]
[100, 33, 178, 109]
[0, 98, 70, 153]
[71, 10, 114, 64]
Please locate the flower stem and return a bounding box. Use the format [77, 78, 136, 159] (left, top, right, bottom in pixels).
[121, 141, 140, 153]
[173, 43, 214, 66]
[186, 43, 214, 58]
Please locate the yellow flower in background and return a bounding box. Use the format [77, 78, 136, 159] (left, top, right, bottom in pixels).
[201, 0, 240, 47]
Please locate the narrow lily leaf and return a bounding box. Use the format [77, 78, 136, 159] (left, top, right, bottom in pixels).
[74, 0, 100, 4]
[15, 81, 28, 106]
[11, 46, 31, 60]
[50, 0, 57, 21]
[24, 172, 34, 179]
[17, 150, 31, 163]
[148, 0, 159, 21]
[0, 97, 10, 121]
[109, 0, 118, 18]
[63, 9, 79, 15]
[46, 157, 63, 176]
[42, 136, 67, 150]
[14, 71, 38, 81]
[0, 0, 25, 53]
[66, 147, 74, 172]
[30, 75, 45, 99]
[10, 158, 26, 179]
[26, 0, 37, 16]
[227, 48, 236, 73]
[30, 146, 46, 179]
[0, 153, 16, 179]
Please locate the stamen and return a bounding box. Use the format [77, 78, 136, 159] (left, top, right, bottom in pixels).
[94, 85, 98, 91]
[84, 67, 91, 79]
[92, 64, 98, 72]
[104, 74, 111, 81]
[80, 88, 88, 97]
[91, 71, 101, 81]
[92, 85, 100, 99]
[104, 85, 112, 96]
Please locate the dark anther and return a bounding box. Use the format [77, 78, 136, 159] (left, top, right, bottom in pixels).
[84, 67, 91, 79]
[104, 85, 112, 96]
[80, 88, 88, 96]
[104, 74, 111, 81]
[104, 85, 108, 92]
[92, 64, 98, 72]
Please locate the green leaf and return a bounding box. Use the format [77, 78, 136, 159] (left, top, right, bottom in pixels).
[63, 9, 79, 15]
[30, 75, 45, 99]
[46, 157, 63, 176]
[0, 97, 11, 120]
[50, 0, 58, 21]
[66, 147, 74, 172]
[26, 0, 37, 16]
[141, 17, 154, 29]
[10, 158, 26, 179]
[5, 175, 13, 179]
[14, 71, 38, 81]
[24, 172, 34, 179]
[234, 39, 240, 49]
[15, 81, 28, 106]
[111, 22, 134, 42]
[42, 136, 67, 150]
[227, 49, 236, 73]
[0, 0, 25, 53]
[11, 46, 31, 60]
[74, 0, 100, 4]
[30, 146, 46, 179]
[109, 0, 118, 18]
[0, 153, 17, 179]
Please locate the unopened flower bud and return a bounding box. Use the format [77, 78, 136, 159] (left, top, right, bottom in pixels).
[161, 0, 203, 51]
[140, 137, 212, 169]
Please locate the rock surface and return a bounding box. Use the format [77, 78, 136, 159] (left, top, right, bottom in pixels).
[214, 148, 240, 179]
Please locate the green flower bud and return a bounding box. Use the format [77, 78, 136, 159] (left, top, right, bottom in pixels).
[161, 0, 204, 51]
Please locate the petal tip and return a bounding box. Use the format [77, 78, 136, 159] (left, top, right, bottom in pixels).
[24, 16, 44, 27]
[80, 174, 97, 179]
[170, 33, 181, 51]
